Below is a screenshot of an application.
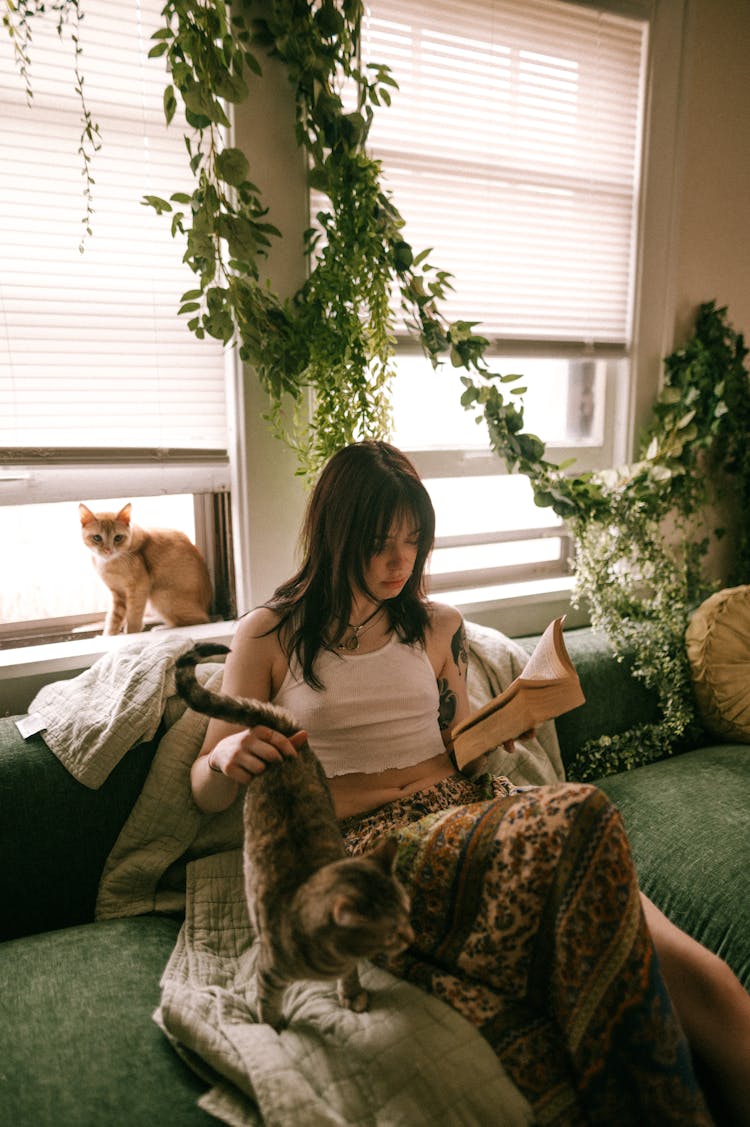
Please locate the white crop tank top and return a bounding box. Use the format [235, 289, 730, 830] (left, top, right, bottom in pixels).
[272, 634, 447, 776]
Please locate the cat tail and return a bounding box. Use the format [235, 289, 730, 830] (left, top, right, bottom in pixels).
[174, 643, 297, 735]
[174, 643, 237, 724]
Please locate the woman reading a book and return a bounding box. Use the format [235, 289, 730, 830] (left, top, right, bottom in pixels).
[192, 440, 750, 1125]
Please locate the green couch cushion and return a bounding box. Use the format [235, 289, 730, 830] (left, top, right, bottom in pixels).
[0, 716, 159, 940]
[597, 744, 750, 988]
[0, 915, 212, 1126]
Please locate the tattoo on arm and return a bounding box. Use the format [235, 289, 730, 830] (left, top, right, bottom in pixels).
[437, 677, 457, 731]
[450, 623, 469, 678]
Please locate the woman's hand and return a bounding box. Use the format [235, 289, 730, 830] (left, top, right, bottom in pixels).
[502, 728, 536, 753]
[206, 726, 307, 783]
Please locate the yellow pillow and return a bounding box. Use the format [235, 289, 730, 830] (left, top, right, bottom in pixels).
[685, 585, 750, 742]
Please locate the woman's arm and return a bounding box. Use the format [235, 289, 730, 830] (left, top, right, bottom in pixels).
[429, 604, 523, 774]
[190, 608, 303, 814]
[427, 603, 472, 750]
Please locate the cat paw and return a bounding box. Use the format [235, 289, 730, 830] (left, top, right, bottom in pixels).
[341, 989, 369, 1013]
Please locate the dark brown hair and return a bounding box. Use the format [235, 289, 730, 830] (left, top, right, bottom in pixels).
[268, 441, 436, 686]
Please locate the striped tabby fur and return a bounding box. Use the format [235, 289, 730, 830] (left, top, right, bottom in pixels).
[176, 644, 414, 1029]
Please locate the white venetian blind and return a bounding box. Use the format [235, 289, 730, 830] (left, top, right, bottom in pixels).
[362, 0, 647, 345]
[0, 0, 227, 451]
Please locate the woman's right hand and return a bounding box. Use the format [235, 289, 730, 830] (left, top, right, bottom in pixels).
[206, 726, 307, 784]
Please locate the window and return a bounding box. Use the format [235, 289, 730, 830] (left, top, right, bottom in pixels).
[358, 0, 648, 597]
[0, 0, 234, 645]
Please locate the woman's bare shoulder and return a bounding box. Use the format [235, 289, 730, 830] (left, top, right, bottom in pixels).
[427, 599, 464, 637]
[229, 607, 285, 662]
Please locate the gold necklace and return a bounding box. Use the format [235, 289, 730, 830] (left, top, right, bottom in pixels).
[337, 605, 382, 651]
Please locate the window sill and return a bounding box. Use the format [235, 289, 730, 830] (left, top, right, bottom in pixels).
[0, 577, 586, 717]
[0, 620, 237, 718]
[448, 575, 585, 638]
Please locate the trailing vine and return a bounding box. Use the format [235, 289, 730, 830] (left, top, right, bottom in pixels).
[461, 301, 750, 778]
[3, 0, 101, 249]
[143, 0, 487, 477]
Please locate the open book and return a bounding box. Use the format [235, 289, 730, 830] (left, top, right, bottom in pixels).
[451, 616, 585, 769]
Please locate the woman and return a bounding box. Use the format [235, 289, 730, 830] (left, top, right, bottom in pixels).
[192, 440, 750, 1125]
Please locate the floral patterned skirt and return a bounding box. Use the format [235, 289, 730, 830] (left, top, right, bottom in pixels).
[340, 774, 711, 1127]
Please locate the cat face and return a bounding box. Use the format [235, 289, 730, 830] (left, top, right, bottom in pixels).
[79, 502, 133, 559]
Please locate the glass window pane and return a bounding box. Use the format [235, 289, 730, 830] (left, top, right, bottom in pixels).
[424, 474, 562, 539]
[391, 353, 606, 451]
[0, 494, 197, 630]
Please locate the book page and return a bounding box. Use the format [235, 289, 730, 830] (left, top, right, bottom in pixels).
[519, 617, 569, 682]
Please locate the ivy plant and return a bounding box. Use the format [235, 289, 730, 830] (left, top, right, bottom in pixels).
[140, 0, 491, 477]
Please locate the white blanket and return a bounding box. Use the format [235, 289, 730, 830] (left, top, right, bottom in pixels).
[23, 633, 197, 789]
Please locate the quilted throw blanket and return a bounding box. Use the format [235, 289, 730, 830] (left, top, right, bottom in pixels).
[157, 849, 533, 1127]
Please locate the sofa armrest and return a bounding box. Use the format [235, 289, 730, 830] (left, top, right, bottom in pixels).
[0, 717, 159, 941]
[516, 627, 662, 776]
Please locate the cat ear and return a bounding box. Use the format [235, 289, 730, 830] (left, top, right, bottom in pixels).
[115, 503, 132, 525]
[332, 895, 366, 929]
[79, 503, 95, 525]
[367, 836, 399, 874]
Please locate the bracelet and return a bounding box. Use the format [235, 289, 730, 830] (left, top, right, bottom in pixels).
[207, 751, 223, 774]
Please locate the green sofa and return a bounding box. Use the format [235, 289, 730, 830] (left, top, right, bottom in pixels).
[1, 626, 748, 1125]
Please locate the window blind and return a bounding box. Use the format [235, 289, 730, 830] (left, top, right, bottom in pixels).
[361, 0, 648, 345]
[0, 0, 228, 454]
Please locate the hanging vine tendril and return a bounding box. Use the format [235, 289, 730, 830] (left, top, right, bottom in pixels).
[3, 0, 101, 249]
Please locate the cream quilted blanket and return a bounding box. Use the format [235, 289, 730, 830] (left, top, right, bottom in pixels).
[157, 849, 533, 1127]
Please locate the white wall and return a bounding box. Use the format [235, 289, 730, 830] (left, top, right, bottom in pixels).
[673, 0, 750, 342]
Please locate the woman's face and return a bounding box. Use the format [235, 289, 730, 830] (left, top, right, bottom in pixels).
[361, 515, 421, 603]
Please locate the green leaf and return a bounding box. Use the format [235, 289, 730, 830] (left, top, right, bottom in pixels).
[217, 214, 258, 260]
[213, 70, 249, 103]
[142, 194, 172, 214]
[215, 147, 250, 186]
[163, 85, 177, 126]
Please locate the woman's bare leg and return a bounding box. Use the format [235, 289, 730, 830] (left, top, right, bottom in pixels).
[642, 892, 750, 1125]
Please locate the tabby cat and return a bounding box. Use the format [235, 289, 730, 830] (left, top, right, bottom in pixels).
[79, 502, 212, 635]
[176, 643, 414, 1030]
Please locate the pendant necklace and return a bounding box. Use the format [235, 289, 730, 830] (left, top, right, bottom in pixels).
[337, 605, 382, 652]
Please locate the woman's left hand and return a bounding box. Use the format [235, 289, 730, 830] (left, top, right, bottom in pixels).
[502, 727, 536, 753]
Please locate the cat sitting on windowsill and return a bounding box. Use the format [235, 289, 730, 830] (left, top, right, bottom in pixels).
[79, 502, 212, 636]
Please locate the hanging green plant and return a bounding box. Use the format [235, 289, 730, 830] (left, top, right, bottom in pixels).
[3, 0, 101, 250]
[2, 0, 498, 476]
[461, 301, 750, 778]
[141, 0, 491, 477]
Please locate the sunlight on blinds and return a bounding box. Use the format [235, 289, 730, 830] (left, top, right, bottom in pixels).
[361, 0, 647, 344]
[0, 0, 227, 449]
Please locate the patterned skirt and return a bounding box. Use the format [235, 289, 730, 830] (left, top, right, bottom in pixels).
[340, 774, 711, 1127]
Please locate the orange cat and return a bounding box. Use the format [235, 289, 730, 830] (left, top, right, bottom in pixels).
[79, 502, 212, 635]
